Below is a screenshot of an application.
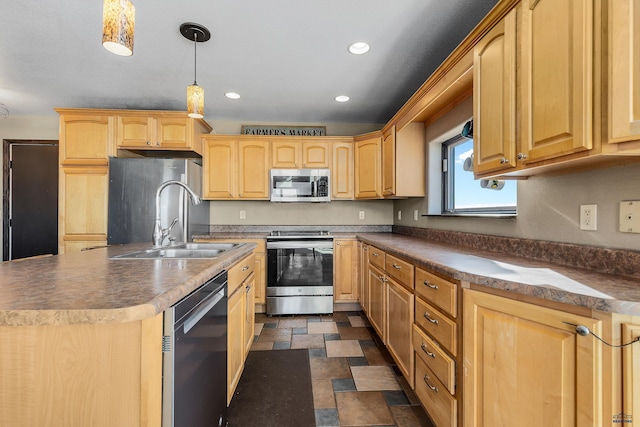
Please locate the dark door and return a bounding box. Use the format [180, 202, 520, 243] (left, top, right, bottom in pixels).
[8, 143, 58, 260]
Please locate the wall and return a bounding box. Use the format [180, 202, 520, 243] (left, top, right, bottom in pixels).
[394, 100, 640, 251]
[209, 200, 393, 225]
[209, 119, 382, 137]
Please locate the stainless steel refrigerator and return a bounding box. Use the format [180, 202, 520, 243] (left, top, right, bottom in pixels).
[107, 158, 210, 245]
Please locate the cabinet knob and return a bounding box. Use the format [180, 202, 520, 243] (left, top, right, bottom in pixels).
[372, 252, 379, 257]
[336, 242, 341, 246]
[392, 264, 401, 269]
[499, 158, 508, 164]
[423, 375, 439, 393]
[420, 342, 436, 359]
[242, 266, 250, 271]
[423, 312, 439, 325]
[423, 280, 439, 290]
[517, 153, 528, 160]
[146, 141, 151, 145]
[156, 142, 161, 146]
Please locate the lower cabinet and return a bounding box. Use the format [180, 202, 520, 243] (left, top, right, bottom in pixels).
[227, 253, 255, 404]
[334, 238, 359, 303]
[368, 263, 387, 342]
[623, 323, 640, 426]
[463, 289, 602, 427]
[386, 277, 414, 386]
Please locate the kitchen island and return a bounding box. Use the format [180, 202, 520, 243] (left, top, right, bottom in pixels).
[0, 242, 255, 427]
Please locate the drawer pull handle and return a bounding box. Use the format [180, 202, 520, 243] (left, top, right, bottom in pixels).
[423, 312, 439, 325]
[242, 266, 250, 271]
[372, 252, 379, 257]
[423, 375, 439, 393]
[420, 343, 436, 358]
[423, 280, 439, 290]
[392, 264, 401, 269]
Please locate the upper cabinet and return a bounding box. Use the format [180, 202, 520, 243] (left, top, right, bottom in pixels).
[473, 8, 517, 176]
[381, 127, 396, 197]
[519, 0, 594, 164]
[607, 0, 640, 152]
[354, 132, 382, 199]
[116, 112, 212, 155]
[271, 141, 300, 168]
[332, 141, 354, 200]
[271, 139, 331, 169]
[302, 141, 330, 168]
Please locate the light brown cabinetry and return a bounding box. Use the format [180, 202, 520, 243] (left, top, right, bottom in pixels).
[56, 111, 114, 253]
[358, 242, 369, 314]
[607, 0, 640, 151]
[331, 141, 354, 199]
[368, 263, 387, 341]
[413, 267, 461, 427]
[227, 253, 255, 404]
[354, 132, 382, 199]
[115, 113, 211, 154]
[473, 7, 517, 175]
[334, 238, 358, 303]
[381, 123, 426, 198]
[302, 141, 330, 168]
[271, 141, 300, 168]
[386, 276, 414, 385]
[463, 289, 602, 427]
[202, 137, 270, 200]
[271, 140, 330, 169]
[0, 314, 163, 427]
[623, 322, 640, 425]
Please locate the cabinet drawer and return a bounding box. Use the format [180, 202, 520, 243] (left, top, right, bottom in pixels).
[228, 252, 255, 294]
[415, 356, 457, 427]
[415, 298, 457, 355]
[415, 268, 457, 318]
[385, 254, 414, 290]
[413, 324, 455, 395]
[368, 247, 386, 270]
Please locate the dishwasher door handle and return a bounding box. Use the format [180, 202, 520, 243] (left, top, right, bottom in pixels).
[183, 288, 226, 334]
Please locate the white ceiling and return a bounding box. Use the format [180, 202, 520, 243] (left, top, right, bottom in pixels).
[0, 0, 498, 125]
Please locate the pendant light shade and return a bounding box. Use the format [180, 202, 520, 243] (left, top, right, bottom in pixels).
[102, 0, 135, 56]
[187, 84, 205, 118]
[180, 23, 210, 119]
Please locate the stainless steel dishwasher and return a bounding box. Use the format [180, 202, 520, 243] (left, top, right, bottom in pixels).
[162, 271, 228, 427]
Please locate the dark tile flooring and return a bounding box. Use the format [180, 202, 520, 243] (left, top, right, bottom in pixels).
[249, 311, 435, 427]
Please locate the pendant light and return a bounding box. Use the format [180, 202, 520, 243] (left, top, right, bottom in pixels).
[180, 23, 210, 119]
[102, 0, 135, 56]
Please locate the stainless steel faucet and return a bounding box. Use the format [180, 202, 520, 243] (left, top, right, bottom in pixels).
[152, 180, 202, 247]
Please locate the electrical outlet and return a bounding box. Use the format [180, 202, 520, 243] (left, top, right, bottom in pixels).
[359, 211, 365, 220]
[397, 210, 402, 220]
[619, 201, 640, 233]
[239, 210, 246, 220]
[580, 204, 597, 231]
[414, 210, 419, 221]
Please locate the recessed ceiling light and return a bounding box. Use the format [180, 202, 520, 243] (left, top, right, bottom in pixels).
[348, 42, 370, 55]
[335, 95, 350, 103]
[225, 92, 241, 99]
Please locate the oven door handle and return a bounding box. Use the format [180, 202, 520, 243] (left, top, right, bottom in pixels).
[182, 288, 226, 334]
[266, 240, 334, 250]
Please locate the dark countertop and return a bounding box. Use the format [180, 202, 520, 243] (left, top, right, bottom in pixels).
[356, 233, 640, 315]
[0, 242, 256, 326]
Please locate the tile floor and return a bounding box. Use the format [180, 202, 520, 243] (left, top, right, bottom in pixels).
[251, 311, 435, 427]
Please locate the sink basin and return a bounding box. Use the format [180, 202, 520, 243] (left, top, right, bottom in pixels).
[112, 243, 241, 260]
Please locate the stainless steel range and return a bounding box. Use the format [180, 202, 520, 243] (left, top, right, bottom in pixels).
[266, 231, 334, 315]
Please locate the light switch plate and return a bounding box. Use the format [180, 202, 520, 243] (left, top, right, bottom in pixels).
[619, 201, 640, 233]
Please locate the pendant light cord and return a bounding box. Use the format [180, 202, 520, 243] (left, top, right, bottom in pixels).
[193, 32, 198, 85]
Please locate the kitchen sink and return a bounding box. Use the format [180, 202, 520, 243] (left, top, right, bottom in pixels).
[111, 243, 241, 260]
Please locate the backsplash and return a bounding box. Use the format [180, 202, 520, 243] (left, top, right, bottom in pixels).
[205, 225, 392, 233]
[393, 225, 640, 279]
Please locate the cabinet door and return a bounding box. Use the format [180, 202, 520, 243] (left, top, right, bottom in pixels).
[473, 8, 517, 175]
[623, 323, 640, 426]
[355, 135, 382, 199]
[334, 239, 358, 302]
[463, 290, 602, 427]
[203, 139, 236, 199]
[116, 116, 154, 148]
[520, 0, 593, 163]
[331, 142, 354, 199]
[608, 0, 640, 145]
[386, 278, 414, 387]
[155, 117, 190, 149]
[271, 141, 300, 168]
[381, 127, 395, 197]
[244, 273, 256, 356]
[253, 251, 266, 304]
[228, 287, 244, 405]
[59, 114, 112, 161]
[368, 264, 386, 342]
[302, 141, 330, 168]
[359, 243, 369, 314]
[238, 140, 269, 199]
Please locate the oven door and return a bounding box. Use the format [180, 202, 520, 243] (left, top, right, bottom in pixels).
[266, 239, 334, 296]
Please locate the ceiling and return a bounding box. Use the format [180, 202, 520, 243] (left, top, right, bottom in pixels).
[0, 0, 498, 125]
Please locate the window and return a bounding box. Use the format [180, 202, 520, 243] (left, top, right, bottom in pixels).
[442, 135, 517, 215]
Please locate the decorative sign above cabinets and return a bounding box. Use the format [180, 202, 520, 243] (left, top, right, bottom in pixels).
[241, 124, 326, 136]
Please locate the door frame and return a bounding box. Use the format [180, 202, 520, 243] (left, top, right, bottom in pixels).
[2, 139, 58, 261]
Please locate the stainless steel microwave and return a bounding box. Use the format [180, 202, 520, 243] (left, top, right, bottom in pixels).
[270, 169, 331, 202]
